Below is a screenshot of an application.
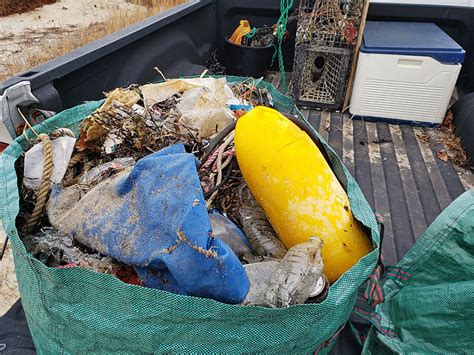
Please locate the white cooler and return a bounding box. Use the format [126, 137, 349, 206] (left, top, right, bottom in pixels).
[350, 22, 465, 125]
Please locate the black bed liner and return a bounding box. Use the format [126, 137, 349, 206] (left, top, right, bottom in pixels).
[2, 1, 474, 353]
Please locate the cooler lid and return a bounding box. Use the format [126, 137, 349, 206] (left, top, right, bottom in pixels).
[361, 21, 465, 64]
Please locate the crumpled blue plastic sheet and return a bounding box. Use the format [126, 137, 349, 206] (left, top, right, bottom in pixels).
[48, 144, 249, 303]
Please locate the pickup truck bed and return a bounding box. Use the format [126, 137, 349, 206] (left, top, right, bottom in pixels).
[2, 1, 474, 352]
[267, 72, 473, 266]
[6, 73, 471, 354]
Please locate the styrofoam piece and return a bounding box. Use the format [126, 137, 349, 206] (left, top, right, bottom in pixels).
[23, 136, 76, 190]
[349, 52, 462, 124]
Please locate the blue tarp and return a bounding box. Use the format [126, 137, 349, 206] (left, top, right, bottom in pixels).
[49, 144, 249, 304]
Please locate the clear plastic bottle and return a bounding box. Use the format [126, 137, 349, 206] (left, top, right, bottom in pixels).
[238, 186, 287, 259]
[250, 237, 324, 308]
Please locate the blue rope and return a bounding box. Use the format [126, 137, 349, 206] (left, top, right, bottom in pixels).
[245, 27, 257, 39]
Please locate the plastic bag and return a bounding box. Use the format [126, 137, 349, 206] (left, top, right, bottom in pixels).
[140, 78, 235, 109]
[179, 108, 235, 139]
[78, 157, 135, 186]
[23, 227, 116, 274]
[140, 78, 237, 139]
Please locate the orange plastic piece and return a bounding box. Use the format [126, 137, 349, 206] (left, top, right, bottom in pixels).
[229, 20, 251, 45]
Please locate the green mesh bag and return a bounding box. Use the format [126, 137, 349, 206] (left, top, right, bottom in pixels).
[0, 79, 380, 353]
[361, 189, 474, 354]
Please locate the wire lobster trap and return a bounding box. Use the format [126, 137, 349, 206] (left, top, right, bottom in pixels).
[292, 45, 350, 109]
[292, 0, 366, 109]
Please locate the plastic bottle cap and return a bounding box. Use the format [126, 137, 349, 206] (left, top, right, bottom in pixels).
[310, 275, 328, 297]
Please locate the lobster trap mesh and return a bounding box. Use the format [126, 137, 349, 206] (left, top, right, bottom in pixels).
[292, 0, 366, 109]
[293, 45, 350, 108]
[296, 0, 365, 48]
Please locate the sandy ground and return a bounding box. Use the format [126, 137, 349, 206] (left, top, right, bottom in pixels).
[0, 0, 145, 77]
[0, 223, 18, 316]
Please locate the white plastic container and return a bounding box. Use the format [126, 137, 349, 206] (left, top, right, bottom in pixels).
[350, 22, 465, 125]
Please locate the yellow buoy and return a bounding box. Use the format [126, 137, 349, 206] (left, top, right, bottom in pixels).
[235, 107, 372, 282]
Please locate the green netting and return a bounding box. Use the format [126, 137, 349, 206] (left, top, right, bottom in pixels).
[0, 78, 380, 353]
[363, 189, 474, 354]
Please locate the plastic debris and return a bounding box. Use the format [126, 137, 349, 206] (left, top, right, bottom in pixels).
[235, 107, 372, 282]
[141, 78, 235, 109]
[78, 157, 135, 186]
[23, 227, 117, 274]
[228, 21, 276, 47]
[239, 186, 287, 259]
[47, 144, 249, 304]
[209, 209, 255, 262]
[140, 78, 238, 139]
[242, 260, 329, 306]
[179, 108, 235, 140]
[23, 136, 76, 190]
[229, 20, 252, 45]
[113, 264, 143, 286]
[242, 260, 279, 305]
[250, 237, 324, 308]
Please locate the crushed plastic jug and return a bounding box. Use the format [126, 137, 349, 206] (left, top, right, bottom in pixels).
[242, 260, 280, 305]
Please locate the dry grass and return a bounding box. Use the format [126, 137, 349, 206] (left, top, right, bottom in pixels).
[1, 0, 185, 80]
[0, 0, 57, 17]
